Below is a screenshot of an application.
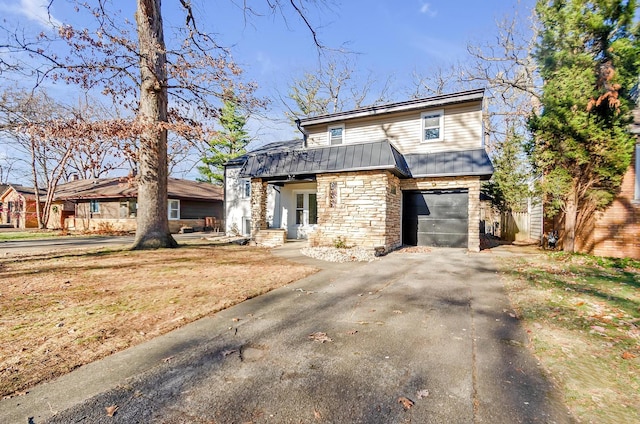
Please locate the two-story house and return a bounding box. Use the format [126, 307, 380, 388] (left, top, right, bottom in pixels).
[224, 89, 494, 252]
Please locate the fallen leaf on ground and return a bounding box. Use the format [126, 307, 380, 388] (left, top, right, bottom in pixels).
[398, 396, 414, 410]
[393, 310, 403, 314]
[221, 349, 238, 357]
[232, 318, 240, 322]
[105, 405, 119, 417]
[314, 408, 322, 419]
[308, 332, 332, 343]
[162, 356, 174, 363]
[622, 351, 636, 360]
[346, 330, 358, 335]
[416, 389, 430, 399]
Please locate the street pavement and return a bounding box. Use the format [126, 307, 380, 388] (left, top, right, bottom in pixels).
[0, 244, 574, 423]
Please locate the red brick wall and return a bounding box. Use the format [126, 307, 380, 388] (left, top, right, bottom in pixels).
[545, 145, 640, 259]
[590, 145, 640, 259]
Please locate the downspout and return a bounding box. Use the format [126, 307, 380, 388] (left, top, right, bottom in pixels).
[295, 119, 308, 148]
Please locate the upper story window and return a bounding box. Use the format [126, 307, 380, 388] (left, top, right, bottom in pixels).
[328, 125, 344, 145]
[421, 110, 444, 142]
[168, 199, 180, 220]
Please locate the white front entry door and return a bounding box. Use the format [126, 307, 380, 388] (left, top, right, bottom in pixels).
[293, 191, 317, 239]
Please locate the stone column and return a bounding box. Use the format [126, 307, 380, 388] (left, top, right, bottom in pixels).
[250, 178, 268, 238]
[467, 178, 481, 252]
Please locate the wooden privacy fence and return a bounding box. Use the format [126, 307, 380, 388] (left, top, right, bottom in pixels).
[501, 202, 543, 243]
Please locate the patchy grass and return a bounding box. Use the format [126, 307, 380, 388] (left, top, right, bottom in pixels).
[0, 231, 66, 241]
[498, 252, 640, 424]
[0, 245, 317, 398]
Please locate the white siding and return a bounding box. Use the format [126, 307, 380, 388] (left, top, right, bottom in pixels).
[225, 166, 281, 235]
[224, 166, 251, 235]
[305, 102, 483, 154]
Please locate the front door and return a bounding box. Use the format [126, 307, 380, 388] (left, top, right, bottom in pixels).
[293, 191, 317, 239]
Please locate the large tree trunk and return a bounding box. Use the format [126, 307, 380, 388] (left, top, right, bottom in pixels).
[563, 185, 578, 253]
[132, 0, 177, 249]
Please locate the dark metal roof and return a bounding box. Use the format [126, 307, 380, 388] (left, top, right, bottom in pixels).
[299, 89, 484, 127]
[239, 140, 411, 179]
[225, 139, 304, 166]
[404, 149, 494, 179]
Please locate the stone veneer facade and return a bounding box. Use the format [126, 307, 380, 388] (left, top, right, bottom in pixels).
[251, 172, 482, 253]
[250, 179, 268, 236]
[310, 170, 402, 251]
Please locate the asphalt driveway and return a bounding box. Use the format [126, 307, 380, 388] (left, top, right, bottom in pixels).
[1, 245, 573, 423]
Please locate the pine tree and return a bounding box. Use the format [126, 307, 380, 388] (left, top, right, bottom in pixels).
[198, 95, 250, 184]
[484, 126, 531, 213]
[528, 0, 640, 252]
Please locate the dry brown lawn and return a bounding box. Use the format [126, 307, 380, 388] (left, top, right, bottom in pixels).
[498, 252, 640, 424]
[0, 244, 317, 398]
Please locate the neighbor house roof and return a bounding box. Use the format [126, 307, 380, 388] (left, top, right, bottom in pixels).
[54, 178, 223, 202]
[298, 89, 485, 127]
[238, 140, 411, 179]
[0, 184, 47, 201]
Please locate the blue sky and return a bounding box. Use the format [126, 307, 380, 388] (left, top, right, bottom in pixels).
[0, 0, 536, 178]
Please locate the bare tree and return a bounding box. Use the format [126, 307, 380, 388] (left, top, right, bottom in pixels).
[1, 0, 325, 248]
[409, 8, 539, 152]
[0, 88, 78, 228]
[65, 97, 130, 180]
[284, 54, 394, 119]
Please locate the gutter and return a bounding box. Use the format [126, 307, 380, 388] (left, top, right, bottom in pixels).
[295, 118, 308, 148]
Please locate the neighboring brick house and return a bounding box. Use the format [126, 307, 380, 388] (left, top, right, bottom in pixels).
[0, 184, 47, 229]
[51, 177, 224, 233]
[566, 105, 640, 259]
[225, 89, 494, 252]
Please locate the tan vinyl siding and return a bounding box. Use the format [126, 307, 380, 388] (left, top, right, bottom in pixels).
[304, 101, 482, 153]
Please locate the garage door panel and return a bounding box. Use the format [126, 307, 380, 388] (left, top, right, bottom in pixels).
[417, 218, 468, 233]
[417, 232, 468, 248]
[403, 189, 468, 248]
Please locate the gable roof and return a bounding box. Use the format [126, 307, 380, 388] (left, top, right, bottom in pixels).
[239, 140, 411, 179]
[54, 178, 223, 202]
[0, 184, 47, 201]
[298, 89, 485, 127]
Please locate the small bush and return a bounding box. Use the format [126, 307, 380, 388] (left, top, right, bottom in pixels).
[333, 236, 348, 249]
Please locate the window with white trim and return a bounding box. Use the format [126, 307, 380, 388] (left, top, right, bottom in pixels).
[421, 110, 444, 142]
[168, 199, 180, 220]
[242, 180, 251, 198]
[328, 125, 344, 145]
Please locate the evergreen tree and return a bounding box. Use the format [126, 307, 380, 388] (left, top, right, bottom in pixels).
[528, 0, 640, 251]
[198, 95, 250, 184]
[484, 126, 531, 213]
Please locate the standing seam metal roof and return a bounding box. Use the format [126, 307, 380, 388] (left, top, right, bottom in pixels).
[239, 140, 412, 179]
[238, 140, 493, 179]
